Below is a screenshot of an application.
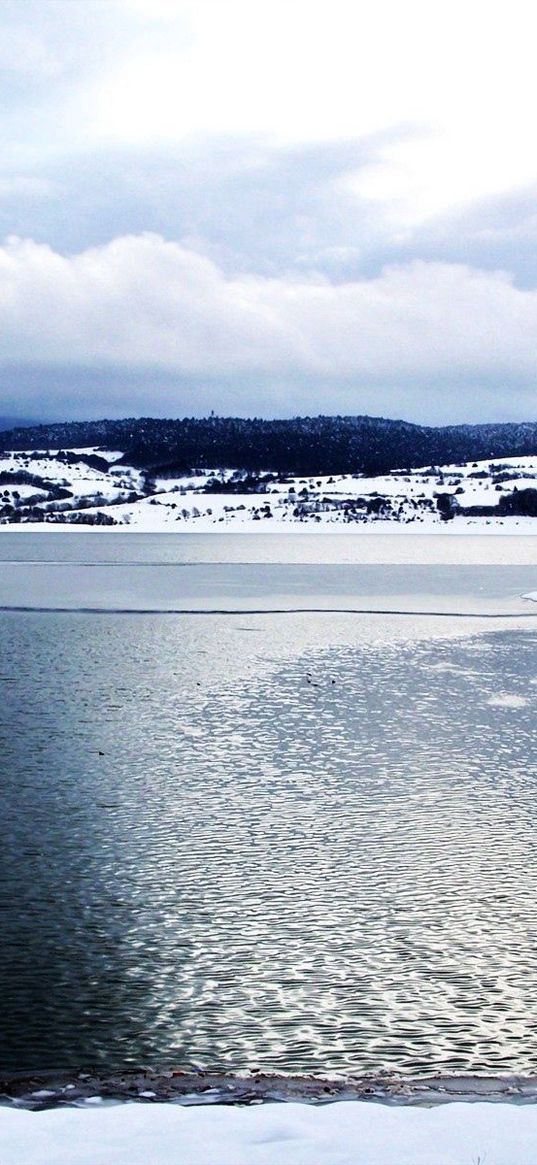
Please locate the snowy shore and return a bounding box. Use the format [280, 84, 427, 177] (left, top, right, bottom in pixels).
[3, 1098, 537, 1164]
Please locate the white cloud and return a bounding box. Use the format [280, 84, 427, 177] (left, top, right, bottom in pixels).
[0, 176, 54, 198]
[86, 0, 537, 226]
[0, 233, 535, 392]
[2, 2, 537, 260]
[0, 3, 535, 421]
[0, 26, 57, 76]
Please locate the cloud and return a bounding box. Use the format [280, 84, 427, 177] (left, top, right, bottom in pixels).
[397, 188, 537, 290]
[0, 232, 536, 422]
[2, 134, 537, 299]
[0, 134, 401, 269]
[0, 3, 535, 424]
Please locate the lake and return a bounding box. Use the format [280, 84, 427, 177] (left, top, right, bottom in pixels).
[1, 533, 537, 1078]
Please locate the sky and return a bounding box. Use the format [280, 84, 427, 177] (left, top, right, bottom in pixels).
[0, 0, 537, 424]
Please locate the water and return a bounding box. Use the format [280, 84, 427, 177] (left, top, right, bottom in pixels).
[1, 534, 537, 1078]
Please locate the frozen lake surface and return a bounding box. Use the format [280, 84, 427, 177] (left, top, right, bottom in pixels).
[0, 530, 536, 614]
[1, 533, 537, 1078]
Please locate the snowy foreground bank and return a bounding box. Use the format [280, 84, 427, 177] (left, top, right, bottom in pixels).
[2, 1099, 537, 1165]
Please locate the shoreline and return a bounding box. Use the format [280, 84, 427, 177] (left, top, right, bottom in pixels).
[4, 1067, 537, 1111]
[1, 521, 537, 535]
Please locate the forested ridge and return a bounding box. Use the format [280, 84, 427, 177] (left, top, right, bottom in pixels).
[2, 414, 537, 475]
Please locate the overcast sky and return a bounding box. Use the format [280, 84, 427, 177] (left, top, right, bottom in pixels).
[1, 0, 536, 424]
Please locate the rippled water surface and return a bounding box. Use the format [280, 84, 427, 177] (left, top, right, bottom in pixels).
[2, 600, 537, 1076]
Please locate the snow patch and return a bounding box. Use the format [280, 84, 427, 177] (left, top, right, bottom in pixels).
[1, 1099, 537, 1165]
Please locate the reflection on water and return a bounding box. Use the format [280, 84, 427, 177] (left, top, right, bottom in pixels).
[1, 613, 537, 1076]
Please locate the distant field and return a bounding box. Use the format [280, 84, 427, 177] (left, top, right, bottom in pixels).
[1, 447, 537, 532]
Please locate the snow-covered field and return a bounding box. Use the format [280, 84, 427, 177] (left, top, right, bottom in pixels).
[2, 447, 537, 531]
[2, 1099, 537, 1165]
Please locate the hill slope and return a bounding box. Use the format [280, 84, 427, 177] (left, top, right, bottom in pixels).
[1, 414, 537, 476]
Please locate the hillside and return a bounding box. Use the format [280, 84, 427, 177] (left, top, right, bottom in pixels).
[1, 443, 537, 529]
[2, 414, 537, 476]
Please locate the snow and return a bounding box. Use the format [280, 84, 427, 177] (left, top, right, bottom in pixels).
[0, 483, 49, 501]
[1, 1099, 537, 1165]
[0, 448, 145, 514]
[1, 449, 537, 531]
[69, 447, 125, 463]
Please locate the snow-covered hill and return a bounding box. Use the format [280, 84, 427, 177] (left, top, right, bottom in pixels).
[1, 447, 537, 531]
